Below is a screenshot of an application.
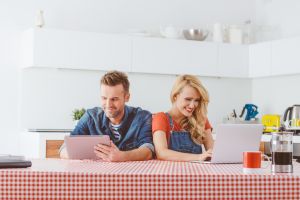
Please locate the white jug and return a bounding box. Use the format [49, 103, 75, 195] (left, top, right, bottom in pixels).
[229, 25, 242, 44]
[213, 23, 223, 42]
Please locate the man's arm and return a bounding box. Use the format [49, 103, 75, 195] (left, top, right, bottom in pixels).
[94, 141, 152, 162]
[94, 110, 154, 162]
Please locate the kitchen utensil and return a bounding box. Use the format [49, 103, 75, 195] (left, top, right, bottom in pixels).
[271, 131, 293, 173]
[262, 114, 280, 133]
[239, 104, 259, 121]
[283, 105, 300, 130]
[183, 29, 209, 41]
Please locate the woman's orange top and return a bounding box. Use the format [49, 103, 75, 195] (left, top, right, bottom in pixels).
[152, 112, 212, 143]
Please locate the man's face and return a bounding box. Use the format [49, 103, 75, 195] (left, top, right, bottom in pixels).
[100, 84, 129, 121]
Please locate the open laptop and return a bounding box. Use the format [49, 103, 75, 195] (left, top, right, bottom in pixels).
[193, 123, 263, 164]
[65, 135, 110, 160]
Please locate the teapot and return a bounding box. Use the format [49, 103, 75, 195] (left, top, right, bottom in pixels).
[160, 26, 181, 39]
[283, 104, 300, 130]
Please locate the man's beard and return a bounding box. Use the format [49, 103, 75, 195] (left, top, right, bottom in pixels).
[104, 107, 122, 119]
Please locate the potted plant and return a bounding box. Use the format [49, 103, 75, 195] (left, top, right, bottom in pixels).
[72, 108, 86, 126]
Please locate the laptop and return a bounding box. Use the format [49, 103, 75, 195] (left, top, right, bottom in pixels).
[193, 124, 263, 164]
[0, 155, 32, 168]
[65, 135, 110, 160]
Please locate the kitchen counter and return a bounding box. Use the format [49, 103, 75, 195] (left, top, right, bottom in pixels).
[1, 159, 300, 199]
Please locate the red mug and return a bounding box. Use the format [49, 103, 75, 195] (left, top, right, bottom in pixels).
[243, 151, 269, 173]
[243, 151, 262, 168]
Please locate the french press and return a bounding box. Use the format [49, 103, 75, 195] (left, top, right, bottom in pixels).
[271, 131, 293, 173]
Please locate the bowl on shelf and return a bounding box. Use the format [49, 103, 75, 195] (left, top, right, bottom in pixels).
[183, 29, 209, 41]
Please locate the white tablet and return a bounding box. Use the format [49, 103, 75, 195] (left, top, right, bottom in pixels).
[65, 135, 110, 160]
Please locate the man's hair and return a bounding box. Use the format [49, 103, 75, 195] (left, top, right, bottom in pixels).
[100, 71, 130, 93]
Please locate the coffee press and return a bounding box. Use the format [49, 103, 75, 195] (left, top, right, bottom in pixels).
[271, 131, 293, 173]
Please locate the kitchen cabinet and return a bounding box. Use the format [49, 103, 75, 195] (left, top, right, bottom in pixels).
[20, 28, 131, 71]
[271, 37, 300, 76]
[131, 37, 218, 76]
[248, 42, 272, 78]
[20, 28, 300, 78]
[19, 131, 69, 159]
[218, 43, 249, 78]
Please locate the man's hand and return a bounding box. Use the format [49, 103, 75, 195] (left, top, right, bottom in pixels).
[94, 141, 125, 162]
[59, 146, 69, 159]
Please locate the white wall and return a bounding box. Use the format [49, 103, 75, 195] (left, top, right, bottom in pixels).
[254, 0, 300, 41]
[252, 74, 300, 117]
[0, 30, 20, 154]
[20, 69, 252, 130]
[0, 0, 254, 33]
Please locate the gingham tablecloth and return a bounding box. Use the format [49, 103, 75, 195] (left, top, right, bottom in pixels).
[1, 159, 300, 200]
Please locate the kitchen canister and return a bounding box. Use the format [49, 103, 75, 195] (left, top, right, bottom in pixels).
[229, 25, 242, 44]
[213, 23, 223, 42]
[35, 10, 45, 28]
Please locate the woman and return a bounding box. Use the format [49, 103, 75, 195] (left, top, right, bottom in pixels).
[152, 75, 214, 161]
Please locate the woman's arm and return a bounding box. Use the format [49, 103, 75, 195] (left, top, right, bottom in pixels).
[202, 129, 214, 152]
[153, 130, 211, 161]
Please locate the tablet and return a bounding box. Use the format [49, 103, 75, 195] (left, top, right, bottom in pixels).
[65, 135, 110, 160]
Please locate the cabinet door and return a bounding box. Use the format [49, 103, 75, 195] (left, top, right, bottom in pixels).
[218, 44, 249, 78]
[46, 140, 64, 158]
[271, 37, 300, 76]
[248, 42, 271, 78]
[132, 37, 218, 76]
[21, 29, 132, 71]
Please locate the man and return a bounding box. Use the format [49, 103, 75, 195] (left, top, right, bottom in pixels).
[60, 71, 154, 161]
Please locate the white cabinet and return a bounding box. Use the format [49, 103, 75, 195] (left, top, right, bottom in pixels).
[19, 131, 69, 159]
[131, 37, 218, 76]
[20, 28, 300, 78]
[20, 28, 132, 71]
[248, 42, 272, 78]
[218, 44, 249, 78]
[271, 37, 300, 76]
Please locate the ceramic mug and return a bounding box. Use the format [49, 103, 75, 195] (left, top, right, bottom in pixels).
[243, 151, 270, 174]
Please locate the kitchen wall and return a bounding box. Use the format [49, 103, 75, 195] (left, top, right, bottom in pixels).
[20, 68, 251, 130]
[253, 0, 300, 116]
[254, 0, 300, 41]
[0, 31, 20, 154]
[252, 74, 300, 117]
[0, 0, 254, 32]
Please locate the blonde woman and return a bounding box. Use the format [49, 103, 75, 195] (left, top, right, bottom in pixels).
[152, 75, 214, 161]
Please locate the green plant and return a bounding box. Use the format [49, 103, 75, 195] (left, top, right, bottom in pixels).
[72, 108, 86, 121]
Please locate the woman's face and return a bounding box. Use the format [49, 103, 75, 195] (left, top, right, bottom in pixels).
[174, 85, 200, 117]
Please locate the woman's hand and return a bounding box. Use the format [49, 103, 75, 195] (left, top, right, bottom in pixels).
[199, 150, 212, 161]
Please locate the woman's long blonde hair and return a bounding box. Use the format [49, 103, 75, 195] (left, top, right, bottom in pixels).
[170, 75, 209, 142]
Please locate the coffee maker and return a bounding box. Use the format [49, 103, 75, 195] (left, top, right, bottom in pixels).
[271, 131, 293, 173]
[283, 105, 300, 135]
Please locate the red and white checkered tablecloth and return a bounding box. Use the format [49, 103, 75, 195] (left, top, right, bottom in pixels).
[1, 159, 300, 200]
